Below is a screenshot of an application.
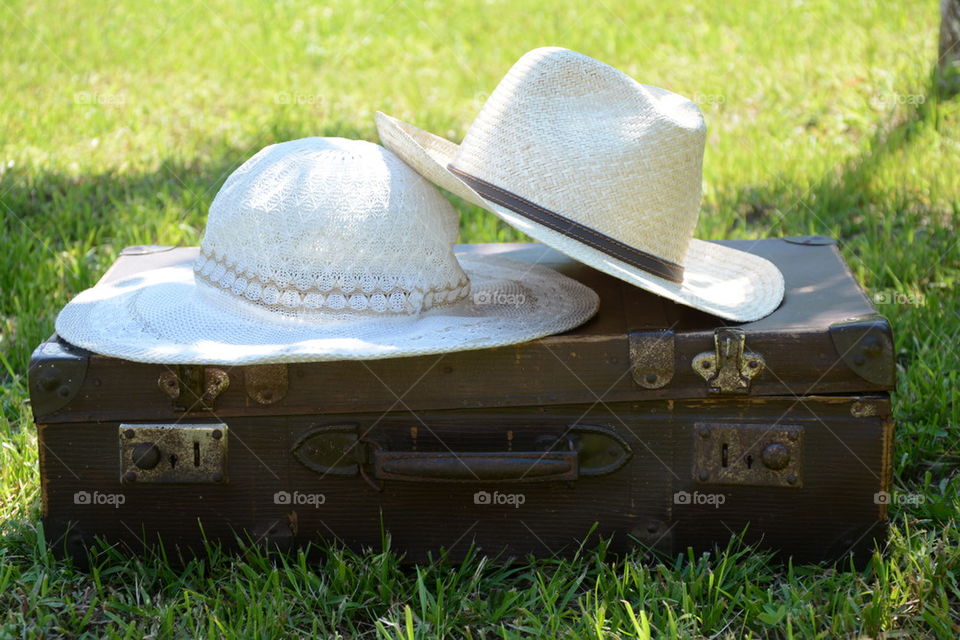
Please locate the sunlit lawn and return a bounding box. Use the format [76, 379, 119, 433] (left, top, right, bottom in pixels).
[1, 0, 958, 637]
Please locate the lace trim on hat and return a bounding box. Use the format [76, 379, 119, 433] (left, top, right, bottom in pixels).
[193, 251, 471, 315]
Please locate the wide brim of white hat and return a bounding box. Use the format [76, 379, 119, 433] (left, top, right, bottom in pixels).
[54, 253, 599, 365]
[376, 112, 785, 322]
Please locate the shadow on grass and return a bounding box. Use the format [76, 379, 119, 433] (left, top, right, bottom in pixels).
[0, 120, 370, 371]
[725, 77, 946, 239]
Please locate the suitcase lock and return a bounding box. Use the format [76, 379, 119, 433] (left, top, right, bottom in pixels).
[119, 423, 228, 484]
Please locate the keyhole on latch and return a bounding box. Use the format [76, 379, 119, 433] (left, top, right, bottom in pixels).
[746, 454, 754, 469]
[193, 441, 200, 467]
[721, 443, 729, 468]
[169, 453, 178, 469]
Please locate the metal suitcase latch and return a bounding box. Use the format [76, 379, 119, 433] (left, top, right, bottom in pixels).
[692, 328, 765, 394]
[158, 365, 229, 411]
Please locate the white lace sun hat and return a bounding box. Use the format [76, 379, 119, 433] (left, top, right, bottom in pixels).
[376, 47, 785, 322]
[55, 137, 599, 364]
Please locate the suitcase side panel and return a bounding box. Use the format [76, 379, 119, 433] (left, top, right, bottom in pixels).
[40, 396, 889, 564]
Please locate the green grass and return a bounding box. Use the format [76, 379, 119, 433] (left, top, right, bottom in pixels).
[1, 0, 958, 637]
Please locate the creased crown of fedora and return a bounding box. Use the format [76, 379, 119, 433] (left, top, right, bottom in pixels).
[55, 137, 600, 364]
[377, 47, 785, 321]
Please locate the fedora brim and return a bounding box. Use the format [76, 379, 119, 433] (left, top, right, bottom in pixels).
[55, 252, 599, 365]
[376, 112, 785, 322]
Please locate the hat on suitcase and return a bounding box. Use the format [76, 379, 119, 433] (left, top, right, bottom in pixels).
[55, 137, 599, 364]
[376, 47, 785, 321]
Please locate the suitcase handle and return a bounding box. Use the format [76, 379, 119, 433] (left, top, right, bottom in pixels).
[292, 424, 633, 486]
[372, 450, 578, 483]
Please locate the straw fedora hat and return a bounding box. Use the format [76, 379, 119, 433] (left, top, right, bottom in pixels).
[376, 47, 785, 321]
[55, 137, 599, 364]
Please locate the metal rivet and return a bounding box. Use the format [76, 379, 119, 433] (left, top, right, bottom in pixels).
[786, 473, 798, 485]
[761, 443, 790, 470]
[861, 336, 882, 356]
[38, 372, 60, 392]
[124, 429, 135, 439]
[57, 385, 72, 398]
[646, 523, 658, 534]
[701, 361, 712, 369]
[698, 470, 710, 482]
[645, 373, 657, 384]
[211, 429, 223, 440]
[123, 471, 137, 483]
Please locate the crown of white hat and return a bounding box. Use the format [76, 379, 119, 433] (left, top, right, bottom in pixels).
[194, 137, 471, 317]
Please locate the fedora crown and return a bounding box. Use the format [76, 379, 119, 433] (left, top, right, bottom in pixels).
[451, 47, 706, 266]
[194, 137, 470, 316]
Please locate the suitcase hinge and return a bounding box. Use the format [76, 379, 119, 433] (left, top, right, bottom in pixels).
[629, 329, 675, 389]
[158, 365, 230, 411]
[692, 328, 765, 395]
[245, 364, 288, 405]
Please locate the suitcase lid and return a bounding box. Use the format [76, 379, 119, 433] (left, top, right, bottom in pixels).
[30, 238, 894, 423]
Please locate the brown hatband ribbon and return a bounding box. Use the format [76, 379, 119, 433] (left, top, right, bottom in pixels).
[448, 166, 685, 284]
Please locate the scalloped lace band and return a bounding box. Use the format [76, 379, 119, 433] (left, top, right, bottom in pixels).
[193, 251, 471, 315]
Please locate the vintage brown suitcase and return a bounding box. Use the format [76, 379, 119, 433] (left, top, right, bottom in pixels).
[31, 237, 896, 565]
